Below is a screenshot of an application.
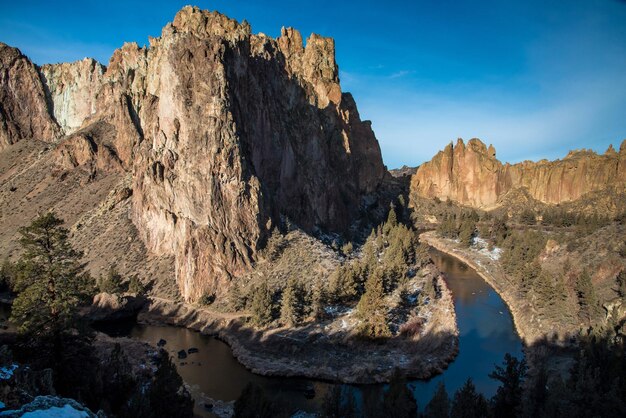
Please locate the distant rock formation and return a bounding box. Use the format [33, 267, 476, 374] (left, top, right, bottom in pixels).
[0, 6, 386, 301]
[410, 138, 626, 209]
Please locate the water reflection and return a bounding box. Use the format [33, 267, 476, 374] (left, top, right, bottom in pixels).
[410, 250, 523, 407]
[99, 248, 524, 415]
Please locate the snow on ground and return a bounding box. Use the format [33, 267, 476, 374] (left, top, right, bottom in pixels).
[22, 405, 89, 418]
[0, 405, 90, 418]
[0, 364, 17, 380]
[472, 237, 502, 260]
[20, 405, 90, 418]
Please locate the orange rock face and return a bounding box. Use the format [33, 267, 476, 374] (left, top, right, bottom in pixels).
[0, 6, 386, 301]
[410, 138, 626, 209]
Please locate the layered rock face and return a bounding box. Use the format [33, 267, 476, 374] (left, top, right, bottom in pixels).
[0, 6, 386, 301]
[411, 138, 626, 209]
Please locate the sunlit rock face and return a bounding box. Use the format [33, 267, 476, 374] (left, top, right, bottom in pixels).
[40, 58, 105, 134]
[411, 138, 626, 209]
[0, 6, 386, 301]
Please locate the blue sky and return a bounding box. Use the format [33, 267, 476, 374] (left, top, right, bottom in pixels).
[1, 1, 625, 168]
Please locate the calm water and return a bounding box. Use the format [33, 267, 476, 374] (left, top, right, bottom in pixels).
[100, 249, 524, 415]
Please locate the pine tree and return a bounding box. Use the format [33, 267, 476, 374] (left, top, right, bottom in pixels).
[148, 350, 194, 418]
[383, 204, 399, 236]
[98, 266, 125, 294]
[383, 370, 417, 418]
[228, 280, 246, 311]
[321, 386, 357, 418]
[450, 379, 489, 418]
[458, 219, 475, 247]
[280, 277, 304, 326]
[234, 383, 282, 418]
[250, 281, 274, 327]
[520, 209, 536, 225]
[424, 382, 450, 418]
[102, 343, 136, 415]
[310, 284, 325, 320]
[356, 268, 390, 339]
[575, 270, 600, 323]
[128, 276, 145, 295]
[10, 212, 92, 337]
[489, 353, 526, 418]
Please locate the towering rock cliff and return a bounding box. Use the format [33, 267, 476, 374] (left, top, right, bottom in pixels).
[0, 6, 386, 301]
[410, 138, 626, 209]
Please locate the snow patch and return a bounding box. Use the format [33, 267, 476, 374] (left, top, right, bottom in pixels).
[20, 405, 90, 418]
[0, 364, 17, 380]
[472, 237, 502, 260]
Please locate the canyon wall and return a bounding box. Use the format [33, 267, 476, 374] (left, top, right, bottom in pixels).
[410, 138, 626, 209]
[0, 6, 386, 301]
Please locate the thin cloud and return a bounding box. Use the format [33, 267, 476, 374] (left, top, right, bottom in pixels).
[389, 70, 413, 79]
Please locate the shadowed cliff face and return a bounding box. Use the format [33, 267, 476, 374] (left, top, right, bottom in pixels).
[410, 138, 626, 209]
[0, 43, 60, 149]
[0, 6, 386, 301]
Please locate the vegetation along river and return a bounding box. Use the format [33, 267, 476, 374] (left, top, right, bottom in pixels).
[98, 248, 524, 416]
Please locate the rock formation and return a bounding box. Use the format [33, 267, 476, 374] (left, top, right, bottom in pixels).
[0, 43, 60, 149]
[0, 6, 386, 301]
[410, 138, 626, 209]
[40, 58, 105, 134]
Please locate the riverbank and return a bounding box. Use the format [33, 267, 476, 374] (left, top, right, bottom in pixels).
[137, 264, 459, 384]
[420, 231, 538, 345]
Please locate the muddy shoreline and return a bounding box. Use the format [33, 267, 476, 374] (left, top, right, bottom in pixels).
[137, 271, 460, 384]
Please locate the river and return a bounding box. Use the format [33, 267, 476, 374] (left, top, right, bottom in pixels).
[97, 248, 524, 416]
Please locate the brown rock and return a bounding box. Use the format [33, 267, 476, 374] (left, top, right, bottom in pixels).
[0, 43, 60, 149]
[411, 138, 626, 209]
[0, 6, 386, 302]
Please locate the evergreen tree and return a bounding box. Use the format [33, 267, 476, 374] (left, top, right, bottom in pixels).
[321, 386, 357, 418]
[250, 281, 274, 327]
[280, 277, 304, 326]
[127, 276, 146, 295]
[228, 280, 246, 312]
[383, 370, 417, 418]
[383, 204, 399, 236]
[458, 219, 475, 248]
[234, 383, 283, 418]
[148, 349, 194, 418]
[362, 386, 384, 418]
[0, 260, 17, 292]
[356, 268, 390, 339]
[424, 382, 450, 418]
[489, 353, 526, 418]
[520, 209, 536, 225]
[575, 270, 599, 323]
[264, 228, 286, 261]
[98, 266, 125, 294]
[450, 379, 489, 418]
[102, 343, 136, 415]
[521, 362, 549, 418]
[10, 212, 92, 337]
[491, 216, 509, 246]
[310, 284, 325, 320]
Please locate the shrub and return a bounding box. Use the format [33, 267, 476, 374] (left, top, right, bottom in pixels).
[99, 267, 126, 294]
